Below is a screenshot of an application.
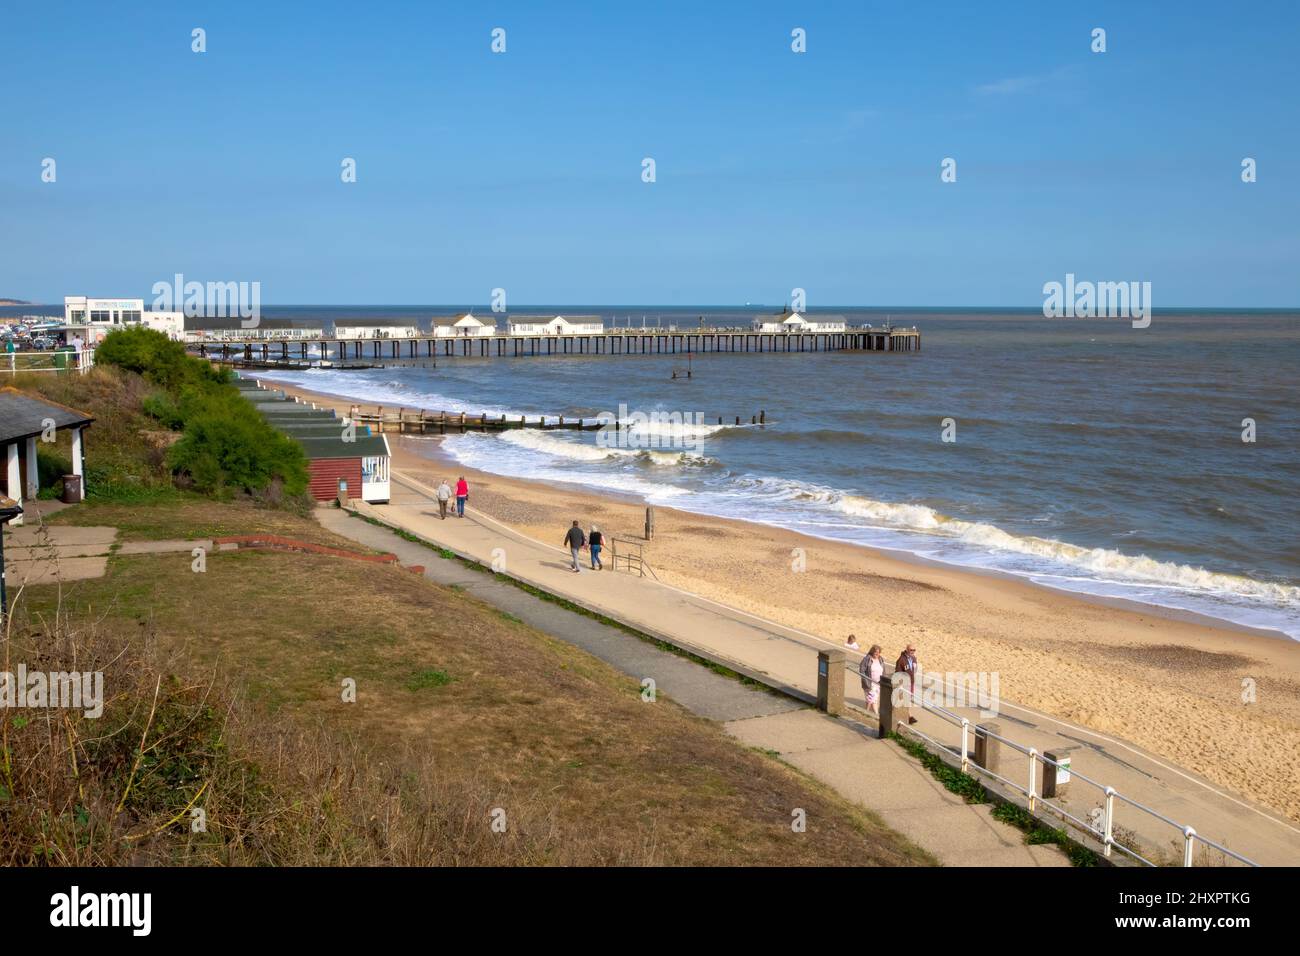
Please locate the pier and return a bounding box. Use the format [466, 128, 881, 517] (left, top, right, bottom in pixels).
[195, 325, 920, 367]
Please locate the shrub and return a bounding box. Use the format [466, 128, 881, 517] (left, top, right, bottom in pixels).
[16, 366, 176, 501]
[141, 391, 184, 429]
[94, 326, 226, 391]
[96, 328, 308, 500]
[166, 392, 308, 497]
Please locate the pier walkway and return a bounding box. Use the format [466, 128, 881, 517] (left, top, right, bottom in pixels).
[195, 326, 921, 367]
[318, 471, 1300, 866]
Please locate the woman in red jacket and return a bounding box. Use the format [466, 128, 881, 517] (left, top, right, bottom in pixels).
[455, 476, 469, 517]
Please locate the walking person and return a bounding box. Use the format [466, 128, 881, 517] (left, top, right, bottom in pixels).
[563, 520, 585, 572]
[845, 634, 861, 651]
[859, 644, 884, 716]
[436, 478, 452, 519]
[455, 476, 469, 517]
[895, 644, 919, 723]
[588, 524, 604, 570]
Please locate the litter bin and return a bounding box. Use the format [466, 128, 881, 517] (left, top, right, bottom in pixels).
[54, 348, 70, 370]
[61, 474, 82, 504]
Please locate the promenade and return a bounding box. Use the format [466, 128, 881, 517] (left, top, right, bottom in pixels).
[322, 470, 1300, 866]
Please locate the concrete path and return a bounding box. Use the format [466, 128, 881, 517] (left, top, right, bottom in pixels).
[320, 486, 1070, 866]
[326, 471, 1300, 866]
[4, 524, 118, 585]
[726, 710, 1064, 866]
[318, 507, 802, 725]
[4, 510, 217, 587]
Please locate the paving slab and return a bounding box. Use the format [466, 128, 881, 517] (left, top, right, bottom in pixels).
[6, 555, 110, 585]
[6, 525, 117, 548]
[4, 524, 118, 586]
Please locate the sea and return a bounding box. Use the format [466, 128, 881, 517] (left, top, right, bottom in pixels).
[13, 304, 1297, 638]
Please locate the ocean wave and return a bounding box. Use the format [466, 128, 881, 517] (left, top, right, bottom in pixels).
[834, 494, 1300, 605]
[622, 420, 730, 439]
[498, 429, 717, 467]
[439, 432, 693, 500]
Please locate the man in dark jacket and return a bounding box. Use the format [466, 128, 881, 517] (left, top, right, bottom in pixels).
[895, 644, 919, 724]
[563, 520, 586, 572]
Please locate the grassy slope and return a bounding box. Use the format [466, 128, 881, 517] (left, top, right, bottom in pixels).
[18, 498, 932, 866]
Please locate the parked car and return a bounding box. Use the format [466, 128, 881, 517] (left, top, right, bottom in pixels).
[30, 335, 57, 350]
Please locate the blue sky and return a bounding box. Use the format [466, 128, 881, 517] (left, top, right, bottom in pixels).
[3, 1, 1297, 306]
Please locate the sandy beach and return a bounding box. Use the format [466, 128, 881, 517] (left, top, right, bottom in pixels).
[270, 379, 1300, 823]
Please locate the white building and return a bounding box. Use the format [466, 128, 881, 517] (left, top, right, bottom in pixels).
[64, 296, 143, 328]
[140, 311, 186, 340]
[432, 313, 495, 338]
[751, 312, 847, 333]
[63, 295, 185, 343]
[507, 315, 605, 336]
[333, 323, 421, 339]
[184, 326, 324, 343]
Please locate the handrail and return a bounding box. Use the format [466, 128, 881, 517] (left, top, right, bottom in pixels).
[868, 665, 1253, 868]
[886, 685, 1258, 867]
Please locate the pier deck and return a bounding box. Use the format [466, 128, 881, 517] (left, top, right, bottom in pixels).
[195, 326, 920, 366]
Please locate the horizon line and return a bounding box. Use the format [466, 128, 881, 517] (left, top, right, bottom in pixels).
[5, 302, 1299, 312]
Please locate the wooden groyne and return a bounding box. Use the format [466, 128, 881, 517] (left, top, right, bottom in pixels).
[348, 405, 769, 434]
[195, 326, 920, 366]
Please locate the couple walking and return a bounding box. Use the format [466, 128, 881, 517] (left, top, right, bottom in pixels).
[562, 520, 605, 572]
[856, 642, 919, 724]
[436, 476, 470, 519]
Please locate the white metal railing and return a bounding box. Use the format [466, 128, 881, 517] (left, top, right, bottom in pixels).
[852, 665, 1258, 868]
[869, 673, 1258, 867]
[0, 348, 95, 375]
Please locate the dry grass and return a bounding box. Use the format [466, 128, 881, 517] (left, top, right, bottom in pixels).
[45, 497, 337, 547]
[0, 606, 660, 865]
[10, 503, 931, 866]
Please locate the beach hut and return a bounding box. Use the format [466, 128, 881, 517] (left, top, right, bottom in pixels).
[294, 433, 392, 504]
[0, 387, 95, 523]
[432, 313, 495, 338]
[234, 379, 389, 503]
